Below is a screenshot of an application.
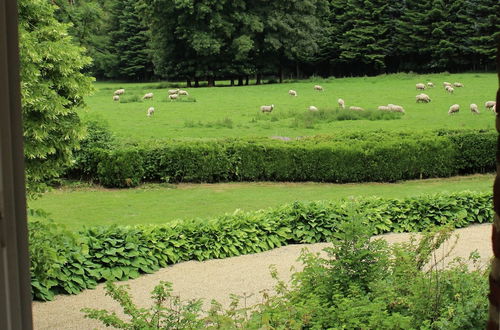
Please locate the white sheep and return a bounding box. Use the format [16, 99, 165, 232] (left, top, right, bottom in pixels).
[416, 93, 431, 103]
[178, 90, 189, 96]
[453, 82, 464, 87]
[443, 82, 452, 88]
[448, 104, 460, 115]
[169, 94, 179, 101]
[493, 104, 497, 115]
[445, 86, 454, 94]
[388, 104, 405, 113]
[378, 106, 390, 111]
[261, 104, 274, 112]
[485, 101, 496, 110]
[338, 98, 345, 109]
[470, 104, 479, 114]
[416, 83, 426, 90]
[288, 90, 297, 96]
[349, 106, 364, 111]
[147, 107, 154, 117]
[314, 85, 323, 91]
[143, 92, 154, 99]
[114, 88, 125, 95]
[168, 89, 180, 95]
[309, 105, 318, 112]
[113, 95, 120, 101]
[427, 82, 434, 88]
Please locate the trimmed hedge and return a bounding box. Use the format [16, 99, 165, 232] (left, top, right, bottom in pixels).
[30, 191, 492, 301]
[68, 129, 496, 187]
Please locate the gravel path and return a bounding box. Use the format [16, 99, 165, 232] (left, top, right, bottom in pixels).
[32, 224, 492, 329]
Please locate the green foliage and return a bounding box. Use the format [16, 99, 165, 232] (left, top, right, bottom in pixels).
[70, 129, 495, 187]
[30, 191, 492, 300]
[18, 0, 94, 196]
[82, 281, 204, 329]
[97, 149, 144, 187]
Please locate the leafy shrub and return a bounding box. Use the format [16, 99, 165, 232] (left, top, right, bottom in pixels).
[97, 149, 144, 188]
[30, 191, 492, 301]
[68, 129, 495, 187]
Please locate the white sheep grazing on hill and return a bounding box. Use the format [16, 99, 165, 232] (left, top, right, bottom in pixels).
[416, 83, 426, 90]
[493, 104, 497, 115]
[453, 82, 464, 87]
[416, 93, 431, 103]
[485, 101, 496, 110]
[427, 82, 434, 88]
[448, 104, 460, 115]
[178, 90, 189, 96]
[261, 104, 274, 112]
[143, 92, 154, 99]
[147, 107, 154, 117]
[388, 104, 405, 113]
[445, 86, 454, 94]
[338, 98, 345, 109]
[314, 85, 323, 91]
[169, 94, 178, 101]
[309, 105, 318, 112]
[349, 106, 364, 111]
[288, 90, 297, 96]
[470, 104, 479, 114]
[168, 89, 180, 95]
[443, 82, 452, 88]
[378, 106, 390, 111]
[114, 89, 125, 95]
[113, 95, 120, 101]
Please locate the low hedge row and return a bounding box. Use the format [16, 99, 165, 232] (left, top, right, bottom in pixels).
[68, 129, 496, 188]
[30, 191, 492, 301]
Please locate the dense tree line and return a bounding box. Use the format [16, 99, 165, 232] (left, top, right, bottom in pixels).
[54, 0, 499, 83]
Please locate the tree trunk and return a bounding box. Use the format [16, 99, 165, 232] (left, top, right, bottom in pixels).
[245, 76, 249, 85]
[279, 65, 283, 83]
[207, 77, 215, 87]
[194, 78, 199, 87]
[230, 79, 234, 86]
[295, 62, 300, 79]
[256, 73, 261, 85]
[186, 79, 192, 88]
[238, 76, 243, 86]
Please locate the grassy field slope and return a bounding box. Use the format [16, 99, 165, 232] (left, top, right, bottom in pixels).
[31, 174, 493, 229]
[82, 73, 497, 142]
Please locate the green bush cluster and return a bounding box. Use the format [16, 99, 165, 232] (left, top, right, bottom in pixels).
[29, 191, 492, 301]
[68, 129, 495, 187]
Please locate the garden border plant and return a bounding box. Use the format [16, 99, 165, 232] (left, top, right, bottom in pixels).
[30, 191, 492, 301]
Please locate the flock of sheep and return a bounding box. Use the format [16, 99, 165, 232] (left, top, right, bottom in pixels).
[112, 88, 191, 117]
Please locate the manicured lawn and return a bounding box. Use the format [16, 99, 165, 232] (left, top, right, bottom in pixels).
[30, 174, 493, 229]
[81, 73, 497, 142]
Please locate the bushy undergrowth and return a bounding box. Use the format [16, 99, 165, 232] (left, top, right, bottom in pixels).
[67, 129, 495, 187]
[29, 191, 491, 301]
[82, 222, 488, 329]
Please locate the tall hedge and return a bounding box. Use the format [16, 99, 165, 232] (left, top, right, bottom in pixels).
[68, 129, 496, 187]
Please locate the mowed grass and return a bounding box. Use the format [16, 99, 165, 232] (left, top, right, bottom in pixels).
[82, 73, 497, 141]
[30, 174, 493, 229]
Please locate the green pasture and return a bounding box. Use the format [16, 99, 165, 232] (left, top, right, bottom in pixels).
[82, 73, 497, 142]
[30, 174, 493, 229]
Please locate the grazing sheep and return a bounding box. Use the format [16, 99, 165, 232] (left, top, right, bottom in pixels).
[113, 95, 120, 101]
[453, 82, 464, 87]
[378, 106, 390, 111]
[443, 82, 452, 88]
[270, 136, 292, 141]
[416, 93, 431, 103]
[143, 92, 154, 99]
[416, 83, 426, 90]
[309, 105, 318, 112]
[168, 89, 180, 95]
[448, 104, 460, 115]
[493, 104, 497, 115]
[388, 104, 405, 113]
[114, 88, 125, 95]
[470, 103, 479, 114]
[288, 90, 297, 96]
[349, 106, 364, 111]
[169, 94, 179, 101]
[147, 107, 154, 117]
[445, 86, 454, 94]
[338, 98, 345, 109]
[261, 104, 274, 112]
[485, 101, 496, 110]
[178, 90, 189, 96]
[427, 82, 434, 88]
[314, 85, 323, 91]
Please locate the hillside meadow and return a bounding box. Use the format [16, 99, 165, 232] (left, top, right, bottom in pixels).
[81, 73, 497, 142]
